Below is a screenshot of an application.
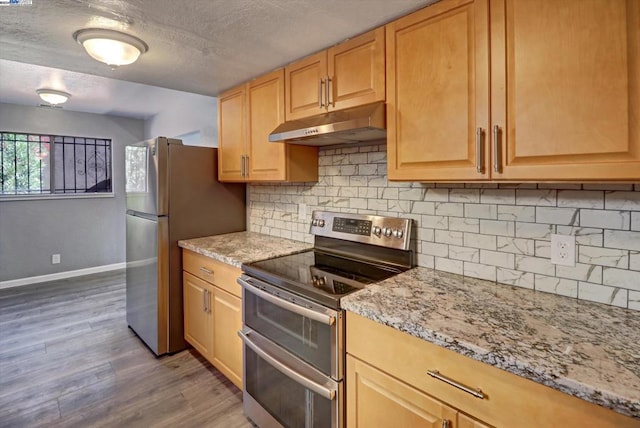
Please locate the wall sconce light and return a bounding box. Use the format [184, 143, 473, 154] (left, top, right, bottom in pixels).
[73, 28, 148, 68]
[36, 89, 71, 105]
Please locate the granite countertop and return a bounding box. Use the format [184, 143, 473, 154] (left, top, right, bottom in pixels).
[178, 231, 313, 268]
[341, 267, 640, 419]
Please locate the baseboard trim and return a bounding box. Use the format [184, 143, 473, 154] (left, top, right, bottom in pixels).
[0, 263, 126, 290]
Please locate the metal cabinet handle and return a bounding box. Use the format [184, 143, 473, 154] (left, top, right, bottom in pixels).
[202, 289, 207, 313]
[199, 266, 213, 275]
[325, 76, 332, 108]
[476, 127, 485, 173]
[427, 370, 485, 399]
[238, 277, 335, 326]
[318, 78, 324, 108]
[239, 155, 249, 178]
[493, 125, 501, 173]
[442, 420, 451, 428]
[239, 330, 337, 400]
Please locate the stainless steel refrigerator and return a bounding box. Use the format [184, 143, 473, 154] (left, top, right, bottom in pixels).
[125, 137, 246, 356]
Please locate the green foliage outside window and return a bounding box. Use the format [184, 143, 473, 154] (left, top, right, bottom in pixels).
[0, 133, 50, 195]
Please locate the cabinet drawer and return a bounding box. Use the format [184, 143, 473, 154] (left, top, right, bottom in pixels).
[346, 312, 638, 428]
[183, 249, 242, 298]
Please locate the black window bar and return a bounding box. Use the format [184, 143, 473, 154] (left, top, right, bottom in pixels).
[1, 132, 112, 196]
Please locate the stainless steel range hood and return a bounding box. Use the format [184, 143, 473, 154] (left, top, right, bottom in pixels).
[269, 102, 386, 146]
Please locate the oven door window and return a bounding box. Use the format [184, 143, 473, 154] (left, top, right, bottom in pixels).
[245, 345, 337, 428]
[244, 288, 334, 376]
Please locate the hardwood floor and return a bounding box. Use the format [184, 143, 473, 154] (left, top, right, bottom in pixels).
[0, 270, 253, 428]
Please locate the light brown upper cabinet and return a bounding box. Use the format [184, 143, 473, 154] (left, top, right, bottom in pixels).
[387, 0, 640, 181]
[218, 69, 318, 182]
[285, 27, 386, 120]
[218, 85, 246, 181]
[386, 0, 489, 181]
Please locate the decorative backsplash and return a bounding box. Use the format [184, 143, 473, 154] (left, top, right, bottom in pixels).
[248, 144, 640, 311]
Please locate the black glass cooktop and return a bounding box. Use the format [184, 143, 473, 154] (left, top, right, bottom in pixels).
[242, 250, 405, 309]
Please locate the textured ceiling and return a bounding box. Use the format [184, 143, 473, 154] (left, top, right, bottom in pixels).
[0, 59, 215, 119]
[0, 0, 436, 97]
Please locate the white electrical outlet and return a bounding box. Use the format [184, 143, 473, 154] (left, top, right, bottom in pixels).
[550, 234, 575, 266]
[298, 203, 307, 219]
[52, 254, 61, 264]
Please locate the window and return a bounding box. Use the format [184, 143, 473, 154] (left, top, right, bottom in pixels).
[0, 132, 112, 196]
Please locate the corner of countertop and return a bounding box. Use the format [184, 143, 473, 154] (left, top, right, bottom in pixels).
[178, 231, 313, 268]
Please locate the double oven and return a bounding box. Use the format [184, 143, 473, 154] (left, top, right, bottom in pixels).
[238, 211, 414, 428]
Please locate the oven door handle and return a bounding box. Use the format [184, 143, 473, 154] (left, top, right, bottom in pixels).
[238, 277, 336, 326]
[239, 330, 337, 401]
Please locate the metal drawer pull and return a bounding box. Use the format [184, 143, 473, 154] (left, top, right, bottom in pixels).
[476, 127, 484, 173]
[427, 370, 485, 399]
[239, 330, 337, 400]
[199, 266, 213, 275]
[493, 124, 501, 173]
[238, 277, 336, 326]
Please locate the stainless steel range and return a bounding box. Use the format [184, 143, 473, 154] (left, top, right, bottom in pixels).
[238, 211, 415, 428]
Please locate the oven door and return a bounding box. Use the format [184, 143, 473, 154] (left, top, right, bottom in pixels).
[238, 275, 343, 380]
[239, 327, 343, 428]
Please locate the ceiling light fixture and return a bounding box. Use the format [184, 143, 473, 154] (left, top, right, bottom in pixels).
[36, 89, 71, 105]
[73, 28, 148, 68]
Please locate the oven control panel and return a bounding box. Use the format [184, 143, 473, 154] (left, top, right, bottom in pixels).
[332, 217, 372, 236]
[309, 211, 413, 250]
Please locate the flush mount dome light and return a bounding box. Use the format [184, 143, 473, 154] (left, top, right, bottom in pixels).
[73, 28, 148, 67]
[36, 89, 71, 105]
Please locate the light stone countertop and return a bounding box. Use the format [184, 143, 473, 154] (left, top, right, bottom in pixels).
[341, 267, 640, 419]
[178, 231, 313, 268]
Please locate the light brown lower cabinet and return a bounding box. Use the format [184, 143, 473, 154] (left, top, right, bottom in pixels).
[183, 272, 214, 361]
[346, 312, 639, 428]
[183, 249, 243, 389]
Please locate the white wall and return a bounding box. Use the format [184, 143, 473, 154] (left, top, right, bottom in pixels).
[249, 143, 640, 311]
[0, 103, 145, 282]
[143, 92, 217, 147]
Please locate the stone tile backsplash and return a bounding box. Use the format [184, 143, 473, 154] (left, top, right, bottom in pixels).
[248, 144, 640, 310]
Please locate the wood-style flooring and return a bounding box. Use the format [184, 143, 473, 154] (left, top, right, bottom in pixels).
[0, 270, 253, 428]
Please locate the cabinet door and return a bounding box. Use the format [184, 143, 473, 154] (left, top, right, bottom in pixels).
[327, 27, 386, 111]
[248, 69, 288, 181]
[211, 287, 243, 389]
[285, 51, 327, 120]
[491, 0, 640, 180]
[218, 84, 247, 182]
[347, 355, 458, 428]
[183, 272, 213, 360]
[386, 0, 490, 181]
[458, 413, 492, 428]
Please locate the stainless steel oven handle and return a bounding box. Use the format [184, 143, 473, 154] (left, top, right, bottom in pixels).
[238, 277, 336, 326]
[239, 330, 337, 401]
